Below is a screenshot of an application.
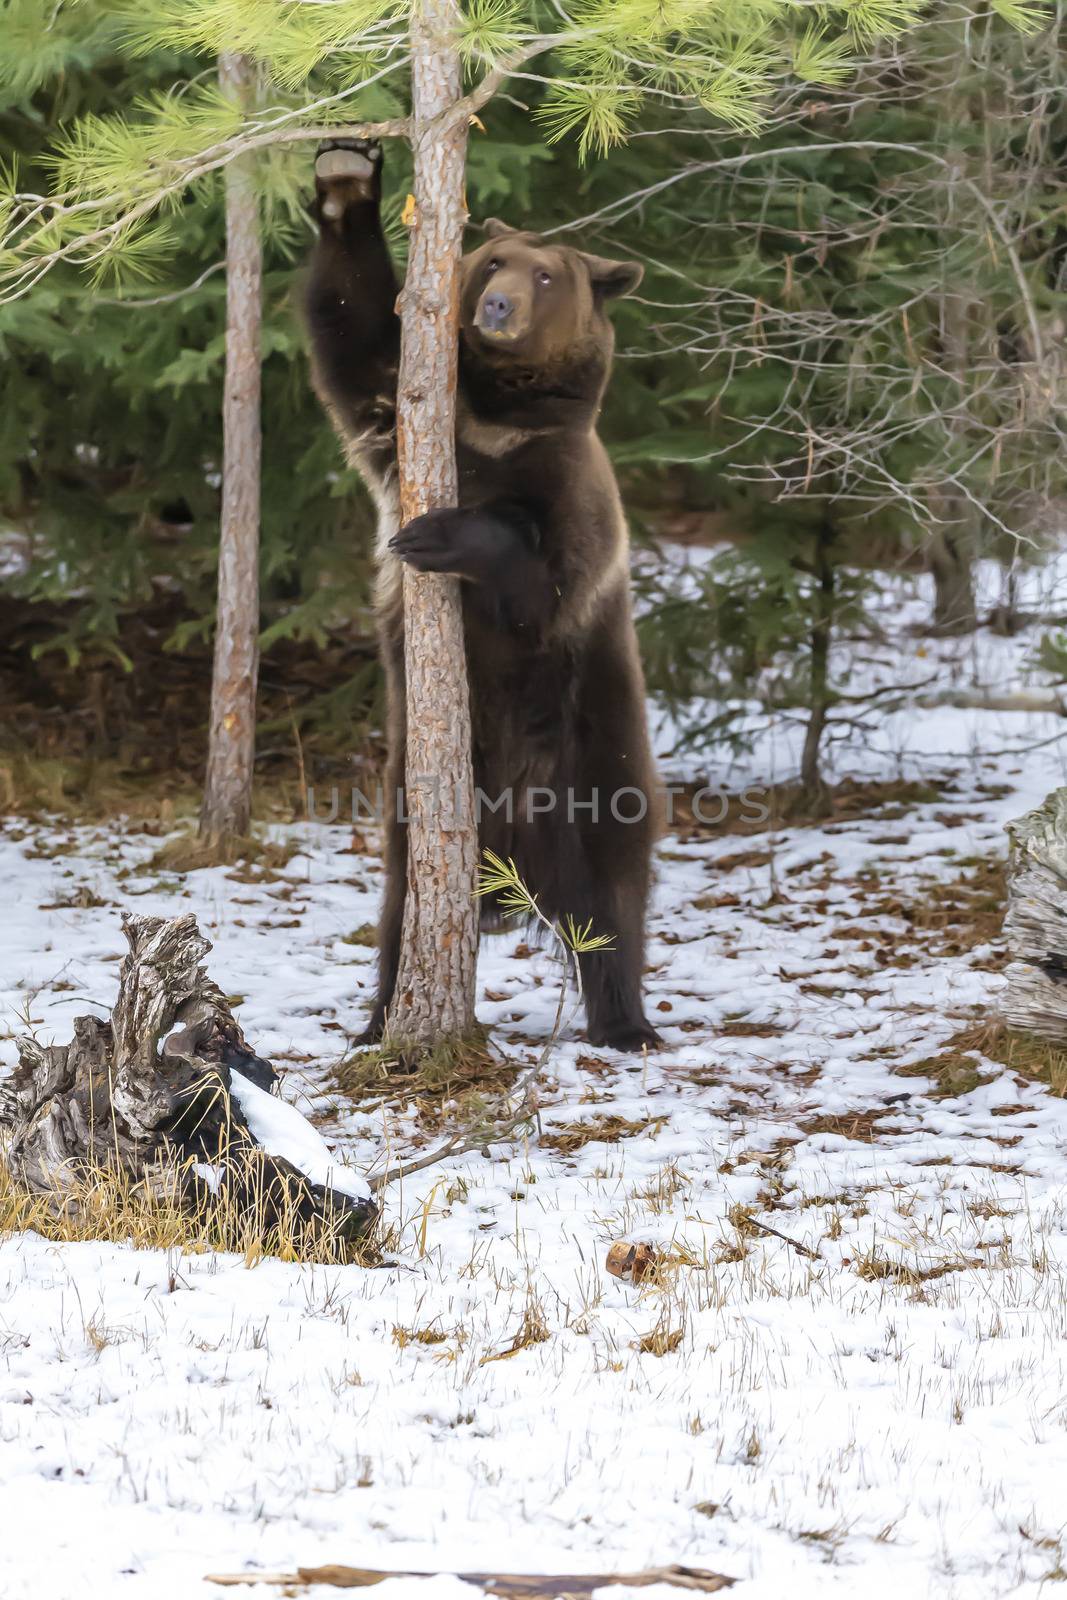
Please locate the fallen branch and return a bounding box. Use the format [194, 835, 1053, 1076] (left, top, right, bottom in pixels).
[914, 688, 1067, 716]
[747, 1216, 822, 1261]
[204, 1563, 734, 1594]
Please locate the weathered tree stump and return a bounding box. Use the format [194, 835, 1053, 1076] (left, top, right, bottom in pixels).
[1003, 787, 1067, 1040]
[0, 913, 376, 1248]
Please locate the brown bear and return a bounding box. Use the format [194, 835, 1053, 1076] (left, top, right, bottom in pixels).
[304, 137, 661, 1052]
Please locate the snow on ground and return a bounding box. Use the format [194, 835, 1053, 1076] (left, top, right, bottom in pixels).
[5, 563, 1067, 1600]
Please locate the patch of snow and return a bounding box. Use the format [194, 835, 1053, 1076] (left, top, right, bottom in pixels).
[228, 1068, 371, 1203]
[4, 558, 1067, 1598]
[193, 1161, 223, 1195]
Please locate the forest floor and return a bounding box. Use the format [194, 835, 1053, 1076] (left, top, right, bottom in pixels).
[5, 557, 1067, 1600]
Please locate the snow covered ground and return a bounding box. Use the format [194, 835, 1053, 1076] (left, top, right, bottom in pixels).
[5, 561, 1067, 1600]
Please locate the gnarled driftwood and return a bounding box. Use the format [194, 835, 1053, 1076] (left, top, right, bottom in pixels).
[0, 913, 376, 1247]
[1003, 787, 1067, 1041]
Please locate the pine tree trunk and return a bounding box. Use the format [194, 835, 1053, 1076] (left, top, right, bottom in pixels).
[927, 290, 977, 637]
[799, 527, 834, 801]
[928, 519, 978, 636]
[200, 52, 262, 857]
[386, 0, 479, 1048]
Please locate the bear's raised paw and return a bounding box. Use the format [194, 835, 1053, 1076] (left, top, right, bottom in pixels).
[314, 138, 382, 222]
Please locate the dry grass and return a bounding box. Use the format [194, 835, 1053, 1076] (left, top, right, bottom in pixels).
[866, 860, 1007, 959]
[636, 1319, 686, 1356]
[0, 1151, 380, 1267]
[892, 1020, 1067, 1101]
[392, 1323, 452, 1348]
[798, 1109, 895, 1141]
[953, 1020, 1067, 1096]
[0, 748, 201, 822]
[717, 1019, 786, 1039]
[480, 1299, 552, 1364]
[894, 1052, 996, 1100]
[669, 776, 955, 841]
[541, 1113, 667, 1154]
[0, 590, 380, 823]
[853, 1251, 983, 1285]
[331, 1028, 519, 1130]
[147, 831, 303, 875]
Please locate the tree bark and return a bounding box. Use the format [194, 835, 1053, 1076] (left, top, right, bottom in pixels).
[386, 0, 479, 1048]
[1003, 787, 1067, 1041]
[200, 51, 262, 856]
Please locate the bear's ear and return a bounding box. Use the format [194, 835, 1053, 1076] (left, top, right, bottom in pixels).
[483, 217, 517, 239]
[582, 253, 644, 300]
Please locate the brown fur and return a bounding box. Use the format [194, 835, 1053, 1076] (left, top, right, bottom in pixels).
[304, 140, 660, 1051]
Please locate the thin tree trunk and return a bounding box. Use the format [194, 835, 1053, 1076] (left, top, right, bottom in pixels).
[928, 518, 978, 636]
[927, 67, 978, 638]
[799, 528, 834, 799]
[200, 52, 262, 856]
[386, 0, 479, 1048]
[927, 292, 977, 635]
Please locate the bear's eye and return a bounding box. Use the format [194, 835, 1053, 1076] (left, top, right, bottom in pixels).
[536, 270, 552, 286]
[486, 259, 500, 274]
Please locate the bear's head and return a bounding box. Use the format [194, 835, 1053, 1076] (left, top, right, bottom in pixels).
[460, 219, 643, 375]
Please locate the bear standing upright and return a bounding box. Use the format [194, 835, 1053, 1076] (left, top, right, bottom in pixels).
[304, 138, 661, 1052]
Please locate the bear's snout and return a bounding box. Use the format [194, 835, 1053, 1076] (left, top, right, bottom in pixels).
[480, 291, 514, 332]
[473, 279, 532, 343]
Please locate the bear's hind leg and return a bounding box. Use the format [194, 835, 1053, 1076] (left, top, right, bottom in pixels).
[579, 873, 661, 1053]
[535, 823, 660, 1054]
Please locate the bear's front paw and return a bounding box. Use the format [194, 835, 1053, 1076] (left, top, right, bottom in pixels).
[314, 137, 382, 224]
[390, 509, 498, 582]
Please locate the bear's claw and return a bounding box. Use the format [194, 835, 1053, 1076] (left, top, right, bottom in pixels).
[315, 138, 381, 182]
[314, 137, 382, 222]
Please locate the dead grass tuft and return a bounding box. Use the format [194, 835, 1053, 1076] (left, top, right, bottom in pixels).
[0, 1151, 380, 1267]
[853, 1251, 982, 1284]
[717, 1019, 786, 1039]
[866, 861, 1006, 959]
[669, 776, 950, 841]
[331, 1027, 517, 1130]
[541, 1113, 667, 1154]
[147, 831, 301, 876]
[893, 1020, 1067, 1101]
[894, 1052, 995, 1099]
[636, 1320, 686, 1356]
[952, 1020, 1067, 1097]
[799, 1109, 895, 1141]
[393, 1323, 452, 1348]
[480, 1299, 552, 1364]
